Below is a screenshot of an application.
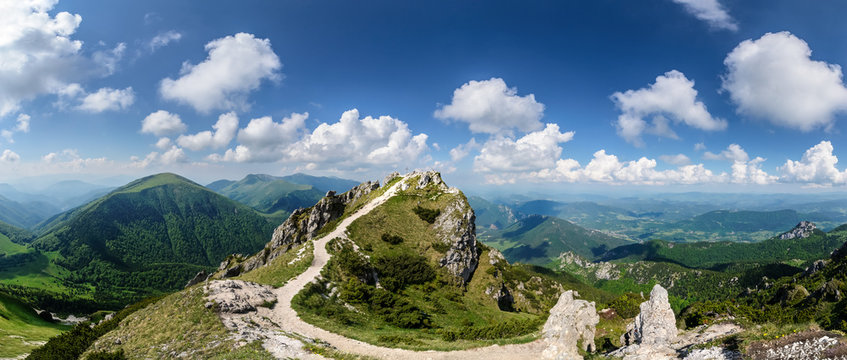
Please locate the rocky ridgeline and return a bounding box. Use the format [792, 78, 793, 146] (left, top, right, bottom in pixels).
[542, 290, 598, 359]
[779, 221, 817, 240]
[215, 180, 380, 278]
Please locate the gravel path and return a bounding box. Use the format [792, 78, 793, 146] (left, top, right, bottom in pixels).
[254, 177, 546, 359]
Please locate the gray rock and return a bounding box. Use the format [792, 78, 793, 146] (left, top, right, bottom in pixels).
[204, 280, 276, 314]
[779, 221, 816, 240]
[434, 195, 479, 284]
[802, 259, 827, 277]
[621, 284, 677, 347]
[542, 290, 599, 359]
[185, 270, 209, 288]
[219, 180, 380, 277]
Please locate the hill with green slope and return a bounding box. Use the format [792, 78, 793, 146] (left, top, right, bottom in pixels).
[599, 223, 844, 269]
[481, 214, 632, 265]
[0, 195, 58, 229]
[27, 173, 274, 301]
[279, 172, 360, 193]
[213, 174, 324, 213]
[468, 195, 519, 230]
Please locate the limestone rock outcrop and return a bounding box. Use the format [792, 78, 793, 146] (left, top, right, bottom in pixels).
[612, 284, 678, 360]
[542, 290, 599, 360]
[434, 194, 479, 284]
[204, 280, 276, 314]
[623, 284, 677, 346]
[218, 180, 380, 278]
[779, 221, 817, 240]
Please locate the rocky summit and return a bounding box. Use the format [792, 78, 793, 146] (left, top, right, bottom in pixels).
[779, 221, 817, 240]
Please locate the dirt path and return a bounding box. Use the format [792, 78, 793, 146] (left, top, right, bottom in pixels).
[255, 177, 546, 360]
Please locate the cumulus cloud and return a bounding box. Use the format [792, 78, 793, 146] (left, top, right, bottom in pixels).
[155, 137, 172, 150]
[41, 149, 110, 171]
[141, 110, 187, 136]
[149, 30, 182, 51]
[694, 142, 706, 151]
[434, 78, 545, 134]
[1, 113, 31, 143]
[611, 70, 726, 146]
[659, 153, 691, 166]
[449, 138, 480, 162]
[92, 42, 125, 76]
[722, 32, 847, 131]
[160, 32, 281, 113]
[474, 124, 574, 173]
[285, 109, 429, 168]
[0, 0, 84, 117]
[702, 143, 775, 184]
[671, 0, 738, 31]
[209, 112, 307, 162]
[76, 87, 134, 112]
[0, 149, 20, 163]
[176, 112, 238, 151]
[779, 141, 847, 185]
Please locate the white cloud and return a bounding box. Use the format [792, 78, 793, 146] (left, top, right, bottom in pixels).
[141, 110, 187, 136]
[779, 141, 847, 185]
[694, 142, 706, 151]
[702, 144, 776, 184]
[474, 124, 573, 173]
[41, 149, 110, 171]
[611, 70, 727, 146]
[210, 112, 307, 162]
[448, 138, 479, 162]
[177, 112, 239, 151]
[723, 32, 847, 132]
[160, 145, 187, 164]
[15, 113, 30, 133]
[434, 78, 545, 134]
[1, 113, 31, 143]
[703, 143, 748, 162]
[160, 32, 281, 113]
[0, 0, 84, 117]
[155, 137, 172, 150]
[659, 153, 691, 166]
[671, 0, 738, 31]
[0, 149, 19, 163]
[76, 87, 134, 112]
[149, 30, 182, 51]
[284, 109, 428, 169]
[92, 42, 125, 76]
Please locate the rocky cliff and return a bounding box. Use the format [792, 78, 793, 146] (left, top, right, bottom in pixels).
[779, 221, 817, 240]
[216, 180, 380, 277]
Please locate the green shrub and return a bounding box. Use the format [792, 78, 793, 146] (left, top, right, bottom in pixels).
[439, 318, 541, 341]
[413, 206, 441, 224]
[381, 233, 404, 245]
[609, 293, 642, 319]
[372, 253, 436, 292]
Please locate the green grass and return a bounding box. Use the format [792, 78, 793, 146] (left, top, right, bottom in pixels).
[294, 180, 590, 350]
[85, 287, 235, 359]
[0, 232, 28, 255]
[0, 292, 69, 358]
[0, 251, 85, 295]
[236, 241, 314, 287]
[208, 341, 275, 360]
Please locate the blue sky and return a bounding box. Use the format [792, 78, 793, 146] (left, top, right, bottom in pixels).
[4, 0, 847, 192]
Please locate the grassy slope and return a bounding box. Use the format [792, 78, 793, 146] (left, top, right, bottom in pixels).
[235, 241, 314, 287]
[294, 175, 612, 351]
[0, 292, 69, 358]
[84, 287, 247, 359]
